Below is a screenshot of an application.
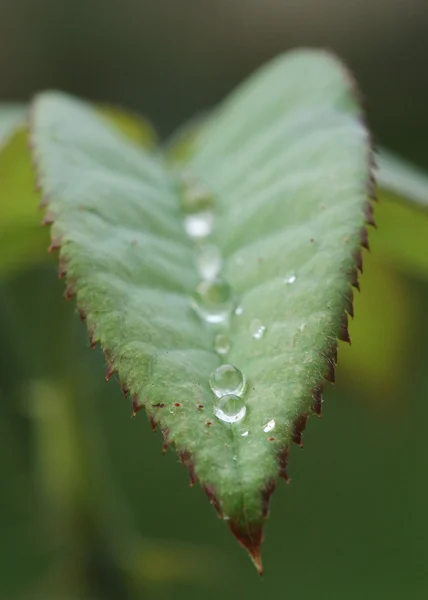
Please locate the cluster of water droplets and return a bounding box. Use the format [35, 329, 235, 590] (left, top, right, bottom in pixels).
[179, 171, 297, 432]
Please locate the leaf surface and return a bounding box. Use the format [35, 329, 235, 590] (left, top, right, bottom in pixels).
[30, 50, 372, 571]
[0, 106, 156, 280]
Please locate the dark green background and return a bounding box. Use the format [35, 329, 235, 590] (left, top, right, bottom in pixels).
[1, 1, 428, 598]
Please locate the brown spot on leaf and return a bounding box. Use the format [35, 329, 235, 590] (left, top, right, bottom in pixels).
[173, 402, 181, 407]
[312, 385, 323, 418]
[345, 289, 354, 318]
[278, 447, 290, 483]
[48, 238, 62, 252]
[105, 363, 116, 382]
[354, 249, 363, 274]
[42, 212, 54, 226]
[364, 201, 377, 228]
[292, 413, 308, 447]
[88, 330, 96, 350]
[361, 227, 370, 251]
[338, 313, 351, 344]
[206, 421, 212, 426]
[324, 360, 335, 384]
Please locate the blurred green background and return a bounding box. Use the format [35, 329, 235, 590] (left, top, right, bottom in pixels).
[1, 1, 428, 598]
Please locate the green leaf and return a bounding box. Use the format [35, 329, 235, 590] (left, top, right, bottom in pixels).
[30, 50, 372, 572]
[0, 106, 157, 281]
[377, 148, 428, 208]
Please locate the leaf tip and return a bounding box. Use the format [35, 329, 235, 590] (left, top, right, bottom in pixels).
[228, 519, 264, 575]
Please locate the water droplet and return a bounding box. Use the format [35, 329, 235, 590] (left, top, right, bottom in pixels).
[250, 319, 266, 340]
[241, 430, 249, 437]
[195, 244, 222, 280]
[233, 455, 237, 461]
[191, 277, 234, 324]
[181, 183, 214, 214]
[184, 211, 213, 239]
[214, 333, 230, 356]
[263, 419, 275, 433]
[214, 394, 246, 424]
[285, 273, 296, 284]
[209, 364, 246, 398]
[235, 306, 243, 316]
[299, 323, 306, 332]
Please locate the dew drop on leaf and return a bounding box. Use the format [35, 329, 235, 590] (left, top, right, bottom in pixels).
[191, 277, 234, 324]
[234, 305, 243, 316]
[250, 319, 266, 339]
[195, 244, 222, 280]
[214, 332, 230, 356]
[214, 394, 247, 424]
[263, 419, 275, 433]
[184, 211, 213, 239]
[284, 273, 296, 284]
[180, 181, 215, 214]
[209, 364, 246, 398]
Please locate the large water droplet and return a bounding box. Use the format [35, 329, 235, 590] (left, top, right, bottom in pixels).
[263, 419, 275, 433]
[209, 364, 246, 398]
[284, 273, 296, 284]
[195, 244, 222, 280]
[184, 212, 213, 239]
[214, 394, 246, 424]
[214, 333, 230, 356]
[250, 318, 266, 339]
[191, 277, 234, 324]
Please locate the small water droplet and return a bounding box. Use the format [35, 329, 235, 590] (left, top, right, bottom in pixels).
[223, 515, 230, 521]
[195, 244, 222, 280]
[209, 364, 246, 398]
[181, 182, 214, 214]
[234, 306, 243, 316]
[241, 430, 249, 437]
[299, 323, 306, 332]
[214, 394, 246, 424]
[184, 212, 213, 239]
[191, 277, 234, 324]
[263, 419, 275, 433]
[214, 333, 230, 356]
[233, 455, 237, 461]
[285, 274, 296, 284]
[250, 319, 266, 340]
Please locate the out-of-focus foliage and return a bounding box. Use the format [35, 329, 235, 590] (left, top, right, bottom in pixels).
[377, 149, 428, 209]
[0, 104, 26, 146]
